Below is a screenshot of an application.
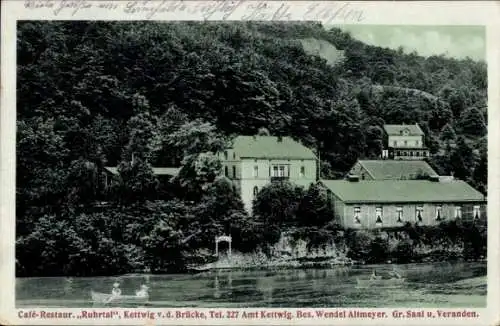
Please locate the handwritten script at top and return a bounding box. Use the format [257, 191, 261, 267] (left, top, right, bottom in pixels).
[23, 0, 365, 23]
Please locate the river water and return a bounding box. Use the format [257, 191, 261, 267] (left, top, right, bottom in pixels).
[16, 261, 486, 308]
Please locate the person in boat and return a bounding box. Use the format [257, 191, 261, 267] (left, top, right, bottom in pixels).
[111, 282, 122, 297]
[388, 266, 402, 279]
[135, 284, 149, 298]
[370, 269, 379, 280]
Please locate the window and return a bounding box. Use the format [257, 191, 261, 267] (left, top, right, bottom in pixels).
[396, 151, 401, 156]
[232, 166, 236, 178]
[354, 207, 361, 224]
[300, 166, 305, 177]
[423, 151, 428, 157]
[404, 140, 408, 146]
[393, 141, 397, 147]
[410, 151, 414, 156]
[253, 186, 259, 199]
[361, 173, 365, 180]
[436, 205, 442, 221]
[271, 165, 289, 177]
[397, 207, 403, 223]
[375, 207, 383, 224]
[224, 151, 228, 160]
[233, 152, 236, 159]
[224, 166, 228, 177]
[473, 205, 481, 219]
[253, 165, 258, 178]
[416, 206, 423, 222]
[455, 206, 462, 218]
[416, 152, 420, 157]
[416, 140, 419, 146]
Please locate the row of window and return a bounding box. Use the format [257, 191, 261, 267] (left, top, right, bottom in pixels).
[224, 165, 307, 178]
[353, 205, 481, 224]
[395, 150, 428, 157]
[393, 140, 421, 147]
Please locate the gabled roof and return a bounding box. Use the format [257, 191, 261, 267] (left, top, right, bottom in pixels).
[356, 160, 438, 180]
[104, 167, 180, 176]
[321, 179, 485, 204]
[384, 124, 424, 136]
[231, 136, 316, 159]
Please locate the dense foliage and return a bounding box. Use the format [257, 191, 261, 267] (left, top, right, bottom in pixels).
[16, 21, 487, 276]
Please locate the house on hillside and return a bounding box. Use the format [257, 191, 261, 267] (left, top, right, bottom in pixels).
[348, 160, 438, 180]
[382, 124, 430, 160]
[219, 135, 317, 213]
[321, 178, 486, 229]
[103, 166, 180, 189]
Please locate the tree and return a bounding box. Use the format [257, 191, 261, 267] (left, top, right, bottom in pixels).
[457, 107, 487, 137]
[123, 112, 162, 162]
[472, 151, 487, 194]
[174, 152, 222, 200]
[297, 183, 334, 227]
[449, 136, 476, 181]
[252, 181, 305, 245]
[440, 123, 457, 142]
[363, 125, 384, 158]
[114, 158, 159, 203]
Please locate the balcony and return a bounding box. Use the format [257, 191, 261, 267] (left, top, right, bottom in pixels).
[271, 176, 289, 182]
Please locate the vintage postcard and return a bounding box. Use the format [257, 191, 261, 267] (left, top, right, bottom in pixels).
[1, 0, 500, 325]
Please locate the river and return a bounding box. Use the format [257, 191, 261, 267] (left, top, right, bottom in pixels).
[16, 261, 486, 308]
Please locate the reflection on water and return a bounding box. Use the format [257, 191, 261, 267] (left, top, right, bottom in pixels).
[16, 262, 486, 308]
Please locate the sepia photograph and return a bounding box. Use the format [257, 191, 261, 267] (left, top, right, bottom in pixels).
[14, 19, 488, 310]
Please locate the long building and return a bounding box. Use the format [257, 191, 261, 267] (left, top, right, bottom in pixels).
[321, 177, 487, 229]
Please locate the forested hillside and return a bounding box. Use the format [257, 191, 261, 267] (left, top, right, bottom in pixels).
[16, 21, 487, 276]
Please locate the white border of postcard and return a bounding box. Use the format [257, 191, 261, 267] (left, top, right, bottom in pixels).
[2, 1, 500, 325]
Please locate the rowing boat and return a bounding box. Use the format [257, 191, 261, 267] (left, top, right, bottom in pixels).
[356, 278, 406, 288]
[90, 290, 149, 305]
